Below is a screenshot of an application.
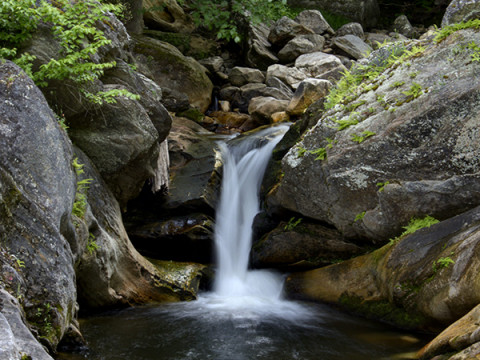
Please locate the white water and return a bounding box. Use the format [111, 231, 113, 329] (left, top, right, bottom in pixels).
[196, 124, 311, 320]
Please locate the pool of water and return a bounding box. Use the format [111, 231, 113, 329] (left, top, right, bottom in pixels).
[57, 293, 429, 360]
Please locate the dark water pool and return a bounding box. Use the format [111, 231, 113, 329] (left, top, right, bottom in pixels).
[57, 294, 430, 360]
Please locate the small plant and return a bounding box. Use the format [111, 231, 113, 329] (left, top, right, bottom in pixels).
[391, 81, 405, 88]
[351, 130, 375, 144]
[284, 217, 302, 231]
[390, 215, 440, 244]
[402, 82, 423, 100]
[376, 181, 390, 192]
[334, 114, 360, 130]
[87, 233, 99, 254]
[72, 158, 93, 219]
[434, 19, 480, 43]
[433, 256, 455, 272]
[354, 211, 366, 222]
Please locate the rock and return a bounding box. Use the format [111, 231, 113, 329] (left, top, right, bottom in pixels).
[287, 0, 380, 28]
[143, 0, 195, 33]
[121, 0, 144, 34]
[336, 22, 365, 38]
[133, 35, 213, 112]
[265, 76, 295, 98]
[165, 117, 221, 209]
[208, 111, 252, 129]
[442, 0, 480, 27]
[161, 87, 191, 112]
[127, 213, 214, 263]
[285, 205, 480, 330]
[67, 91, 162, 209]
[332, 34, 373, 59]
[248, 97, 290, 124]
[268, 16, 314, 48]
[229, 66, 266, 86]
[271, 111, 290, 123]
[0, 290, 54, 360]
[266, 64, 308, 89]
[294, 52, 347, 81]
[295, 10, 334, 35]
[278, 34, 326, 63]
[286, 78, 332, 116]
[418, 304, 480, 359]
[199, 56, 225, 74]
[0, 61, 77, 350]
[252, 220, 363, 269]
[393, 15, 417, 38]
[272, 29, 480, 242]
[365, 32, 393, 49]
[245, 23, 279, 70]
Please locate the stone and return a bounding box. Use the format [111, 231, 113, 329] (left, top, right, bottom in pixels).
[393, 15, 417, 38]
[143, 0, 195, 33]
[442, 0, 480, 27]
[165, 117, 221, 209]
[133, 35, 213, 112]
[287, 0, 380, 28]
[285, 205, 480, 330]
[252, 220, 362, 269]
[161, 87, 191, 112]
[208, 111, 252, 129]
[295, 10, 334, 35]
[245, 23, 279, 70]
[272, 29, 480, 242]
[295, 52, 347, 81]
[365, 32, 393, 49]
[265, 76, 295, 97]
[278, 34, 326, 63]
[266, 64, 309, 89]
[248, 97, 290, 124]
[268, 16, 314, 47]
[271, 111, 291, 123]
[286, 78, 332, 116]
[336, 22, 365, 38]
[332, 34, 373, 59]
[229, 66, 266, 86]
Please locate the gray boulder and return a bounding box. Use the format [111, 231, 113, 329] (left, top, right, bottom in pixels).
[442, 0, 480, 26]
[295, 52, 348, 81]
[295, 10, 334, 35]
[229, 66, 266, 86]
[271, 29, 480, 242]
[268, 16, 314, 47]
[336, 22, 365, 38]
[393, 15, 417, 38]
[287, 0, 380, 28]
[266, 76, 295, 98]
[266, 64, 309, 89]
[278, 34, 326, 63]
[245, 23, 279, 70]
[332, 34, 373, 59]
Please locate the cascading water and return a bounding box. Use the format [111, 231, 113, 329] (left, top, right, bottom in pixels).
[213, 125, 288, 300]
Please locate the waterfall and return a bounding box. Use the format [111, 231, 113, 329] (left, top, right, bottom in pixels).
[213, 124, 290, 299]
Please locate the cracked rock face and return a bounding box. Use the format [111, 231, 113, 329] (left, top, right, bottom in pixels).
[269, 29, 480, 242]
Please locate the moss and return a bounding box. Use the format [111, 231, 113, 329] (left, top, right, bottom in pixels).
[338, 293, 428, 330]
[177, 108, 205, 122]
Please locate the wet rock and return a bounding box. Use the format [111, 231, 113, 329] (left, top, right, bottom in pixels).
[268, 16, 314, 48]
[294, 52, 347, 81]
[278, 34, 326, 63]
[442, 0, 480, 27]
[166, 117, 221, 209]
[285, 205, 480, 330]
[332, 34, 373, 59]
[286, 78, 332, 116]
[294, 10, 334, 35]
[248, 97, 290, 124]
[252, 220, 363, 269]
[229, 66, 265, 86]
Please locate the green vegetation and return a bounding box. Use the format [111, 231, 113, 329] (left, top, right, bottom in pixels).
[433, 256, 455, 272]
[284, 217, 302, 231]
[87, 233, 99, 254]
[0, 0, 138, 104]
[434, 19, 480, 43]
[390, 215, 440, 244]
[354, 211, 366, 222]
[402, 82, 423, 100]
[72, 158, 93, 219]
[376, 181, 390, 192]
[351, 131, 375, 144]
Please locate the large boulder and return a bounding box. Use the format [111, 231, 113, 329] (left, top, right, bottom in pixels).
[286, 78, 332, 116]
[294, 10, 334, 35]
[270, 29, 480, 242]
[143, 0, 195, 33]
[287, 0, 380, 28]
[245, 23, 279, 70]
[294, 52, 348, 81]
[332, 34, 373, 59]
[278, 34, 326, 63]
[286, 205, 480, 331]
[442, 0, 480, 27]
[268, 16, 314, 48]
[133, 35, 213, 112]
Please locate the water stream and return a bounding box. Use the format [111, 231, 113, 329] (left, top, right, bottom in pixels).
[58, 125, 429, 360]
